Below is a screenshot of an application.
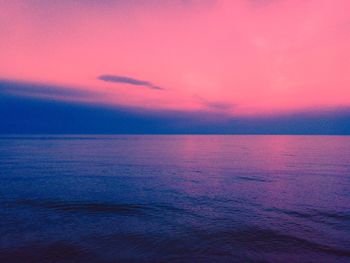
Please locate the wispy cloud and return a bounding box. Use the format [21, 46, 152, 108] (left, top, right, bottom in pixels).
[98, 75, 163, 90]
[203, 101, 234, 111]
[196, 96, 235, 111]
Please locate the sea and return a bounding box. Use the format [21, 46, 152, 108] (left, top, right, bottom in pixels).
[0, 135, 349, 262]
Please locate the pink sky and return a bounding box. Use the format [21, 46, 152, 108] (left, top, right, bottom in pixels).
[1, 0, 350, 115]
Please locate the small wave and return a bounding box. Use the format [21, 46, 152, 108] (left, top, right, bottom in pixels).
[315, 210, 350, 221]
[191, 227, 350, 258]
[266, 207, 350, 223]
[14, 199, 148, 216]
[0, 241, 100, 263]
[12, 199, 193, 218]
[235, 176, 271, 183]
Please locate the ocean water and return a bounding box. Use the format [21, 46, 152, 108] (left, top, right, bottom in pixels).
[0, 135, 349, 263]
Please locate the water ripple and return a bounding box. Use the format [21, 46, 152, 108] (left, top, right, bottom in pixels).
[13, 199, 149, 216]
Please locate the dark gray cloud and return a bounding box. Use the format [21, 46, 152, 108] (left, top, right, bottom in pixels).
[98, 75, 163, 90]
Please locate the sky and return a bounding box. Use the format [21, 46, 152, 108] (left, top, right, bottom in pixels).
[1, 0, 350, 134]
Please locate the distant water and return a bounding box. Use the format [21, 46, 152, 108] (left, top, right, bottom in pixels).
[0, 135, 350, 263]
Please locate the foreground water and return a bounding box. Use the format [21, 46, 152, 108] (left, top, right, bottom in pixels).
[0, 135, 349, 262]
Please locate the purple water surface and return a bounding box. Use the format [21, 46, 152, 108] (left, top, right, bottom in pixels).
[0, 135, 349, 262]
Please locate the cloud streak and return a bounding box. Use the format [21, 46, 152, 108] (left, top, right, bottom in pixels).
[98, 75, 163, 90]
[202, 101, 235, 111]
[0, 79, 95, 101]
